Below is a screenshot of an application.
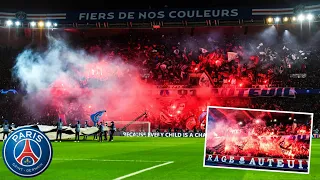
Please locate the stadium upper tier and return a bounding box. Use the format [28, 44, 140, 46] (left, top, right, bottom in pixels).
[0, 4, 319, 28]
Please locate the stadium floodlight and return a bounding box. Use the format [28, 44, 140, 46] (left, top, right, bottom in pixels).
[283, 17, 289, 22]
[274, 17, 280, 22]
[6, 20, 13, 26]
[38, 21, 44, 27]
[30, 21, 36, 27]
[267, 17, 273, 23]
[45, 21, 52, 27]
[298, 14, 305, 21]
[53, 23, 58, 27]
[15, 21, 21, 26]
[292, 16, 296, 21]
[306, 14, 314, 21]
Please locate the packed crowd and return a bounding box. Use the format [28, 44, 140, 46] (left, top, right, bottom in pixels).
[0, 28, 320, 132]
[78, 30, 320, 88]
[249, 121, 310, 136]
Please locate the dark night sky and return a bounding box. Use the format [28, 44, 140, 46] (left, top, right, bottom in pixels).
[0, 0, 319, 12]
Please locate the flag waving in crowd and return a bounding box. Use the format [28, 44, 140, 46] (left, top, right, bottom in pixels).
[227, 52, 238, 62]
[199, 71, 213, 87]
[90, 110, 106, 126]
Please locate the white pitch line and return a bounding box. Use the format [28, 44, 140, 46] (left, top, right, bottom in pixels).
[54, 158, 169, 163]
[0, 157, 168, 163]
[114, 161, 174, 180]
[0, 156, 174, 179]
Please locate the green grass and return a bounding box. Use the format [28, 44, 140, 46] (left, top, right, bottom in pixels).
[0, 137, 320, 180]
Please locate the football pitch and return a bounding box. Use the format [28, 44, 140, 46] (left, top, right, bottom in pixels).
[1, 137, 320, 180]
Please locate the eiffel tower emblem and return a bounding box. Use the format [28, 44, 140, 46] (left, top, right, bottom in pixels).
[16, 139, 39, 165]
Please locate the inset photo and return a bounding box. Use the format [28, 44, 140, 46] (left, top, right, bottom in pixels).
[204, 106, 313, 174]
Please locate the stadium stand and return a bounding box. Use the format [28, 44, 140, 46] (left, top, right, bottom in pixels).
[0, 5, 320, 134]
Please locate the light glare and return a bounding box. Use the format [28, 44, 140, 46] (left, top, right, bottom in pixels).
[298, 14, 305, 21]
[6, 20, 13, 26]
[30, 21, 36, 27]
[38, 21, 44, 27]
[307, 14, 314, 21]
[45, 21, 52, 27]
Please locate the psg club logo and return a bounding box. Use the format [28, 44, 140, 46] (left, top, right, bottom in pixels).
[15, 11, 27, 20]
[2, 127, 53, 177]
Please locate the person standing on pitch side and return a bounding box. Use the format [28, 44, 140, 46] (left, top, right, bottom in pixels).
[104, 122, 108, 141]
[56, 118, 63, 142]
[98, 122, 104, 142]
[93, 122, 98, 140]
[74, 121, 81, 142]
[109, 121, 116, 142]
[83, 121, 88, 140]
[2, 120, 9, 141]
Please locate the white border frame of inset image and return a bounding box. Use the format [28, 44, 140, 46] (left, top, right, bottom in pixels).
[202, 106, 313, 174]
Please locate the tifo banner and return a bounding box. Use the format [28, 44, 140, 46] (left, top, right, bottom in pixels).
[152, 88, 296, 98]
[0, 125, 105, 141]
[120, 131, 205, 138]
[3, 88, 320, 97]
[68, 8, 250, 22]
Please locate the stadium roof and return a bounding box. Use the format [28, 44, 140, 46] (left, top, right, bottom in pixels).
[1, 0, 319, 12]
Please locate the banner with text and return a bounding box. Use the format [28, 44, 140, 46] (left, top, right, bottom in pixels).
[5, 87, 320, 97]
[150, 88, 296, 98]
[119, 131, 205, 138]
[69, 8, 251, 22]
[205, 155, 308, 172]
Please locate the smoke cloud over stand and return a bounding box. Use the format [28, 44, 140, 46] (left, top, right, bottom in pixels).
[13, 37, 158, 124]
